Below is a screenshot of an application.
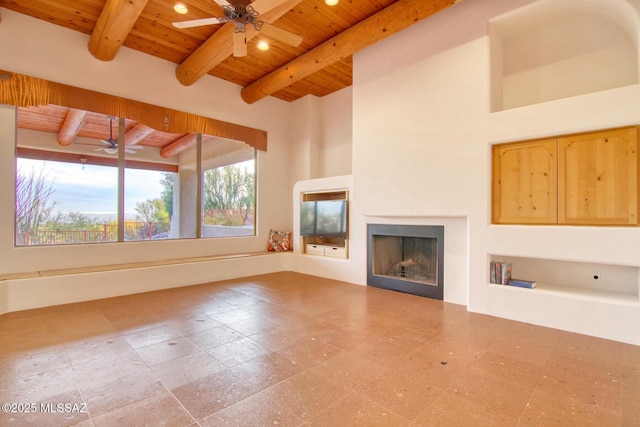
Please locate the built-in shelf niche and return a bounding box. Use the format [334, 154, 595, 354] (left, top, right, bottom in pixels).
[489, 0, 639, 112]
[489, 254, 639, 303]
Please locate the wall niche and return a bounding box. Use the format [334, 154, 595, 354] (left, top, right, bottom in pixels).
[489, 0, 639, 112]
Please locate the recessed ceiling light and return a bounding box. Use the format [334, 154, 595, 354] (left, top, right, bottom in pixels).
[174, 3, 188, 14]
[325, 0, 339, 5]
[257, 40, 269, 51]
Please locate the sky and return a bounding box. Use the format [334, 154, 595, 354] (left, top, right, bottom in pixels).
[17, 158, 168, 220]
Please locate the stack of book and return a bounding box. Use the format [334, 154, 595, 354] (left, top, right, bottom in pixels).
[506, 279, 536, 289]
[489, 261, 512, 285]
[489, 261, 536, 288]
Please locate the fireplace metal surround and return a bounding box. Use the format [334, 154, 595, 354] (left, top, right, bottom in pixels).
[367, 224, 444, 300]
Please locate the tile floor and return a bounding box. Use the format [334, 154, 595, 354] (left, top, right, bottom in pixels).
[1, 271, 639, 426]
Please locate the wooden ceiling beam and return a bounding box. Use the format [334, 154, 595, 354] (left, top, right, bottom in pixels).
[160, 133, 198, 158]
[124, 123, 155, 146]
[241, 0, 462, 104]
[88, 0, 150, 61]
[175, 0, 303, 86]
[57, 108, 88, 146]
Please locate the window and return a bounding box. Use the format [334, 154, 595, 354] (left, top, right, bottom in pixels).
[14, 106, 256, 246]
[15, 158, 118, 245]
[201, 158, 255, 238]
[124, 168, 177, 241]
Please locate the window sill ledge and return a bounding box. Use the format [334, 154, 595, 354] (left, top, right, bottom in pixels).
[0, 251, 291, 281]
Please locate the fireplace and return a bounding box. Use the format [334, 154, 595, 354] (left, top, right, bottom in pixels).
[367, 224, 444, 300]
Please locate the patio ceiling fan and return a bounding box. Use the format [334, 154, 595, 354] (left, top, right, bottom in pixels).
[172, 0, 303, 57]
[95, 116, 143, 155]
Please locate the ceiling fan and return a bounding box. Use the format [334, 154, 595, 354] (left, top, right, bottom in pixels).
[172, 0, 303, 57]
[95, 116, 144, 155]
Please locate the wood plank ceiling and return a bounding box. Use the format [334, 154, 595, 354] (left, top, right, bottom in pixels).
[4, 0, 461, 162]
[1, 0, 462, 103]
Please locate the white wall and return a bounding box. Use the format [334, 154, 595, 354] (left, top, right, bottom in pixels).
[317, 87, 353, 177]
[493, 0, 640, 110]
[290, 88, 353, 180]
[289, 96, 321, 181]
[292, 176, 366, 285]
[0, 9, 294, 310]
[291, 172, 469, 306]
[350, 0, 640, 344]
[0, 103, 15, 315]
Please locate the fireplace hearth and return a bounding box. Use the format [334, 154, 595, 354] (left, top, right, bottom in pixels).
[367, 224, 444, 300]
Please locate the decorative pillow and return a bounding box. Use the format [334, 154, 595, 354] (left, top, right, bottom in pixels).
[268, 229, 291, 251]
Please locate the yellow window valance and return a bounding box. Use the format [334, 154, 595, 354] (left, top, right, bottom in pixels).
[0, 70, 267, 151]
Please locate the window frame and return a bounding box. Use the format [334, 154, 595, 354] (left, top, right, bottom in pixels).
[3, 71, 266, 247]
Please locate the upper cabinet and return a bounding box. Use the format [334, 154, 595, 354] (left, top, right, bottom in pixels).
[493, 126, 639, 226]
[558, 128, 638, 225]
[492, 139, 557, 224]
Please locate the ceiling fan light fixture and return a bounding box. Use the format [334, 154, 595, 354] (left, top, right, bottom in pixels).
[174, 3, 188, 14]
[104, 147, 118, 155]
[325, 0, 339, 6]
[257, 40, 269, 51]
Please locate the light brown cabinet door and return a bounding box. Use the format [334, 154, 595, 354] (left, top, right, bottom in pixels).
[558, 127, 638, 225]
[492, 139, 558, 224]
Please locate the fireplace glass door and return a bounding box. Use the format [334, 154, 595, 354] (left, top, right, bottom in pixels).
[367, 224, 444, 300]
[372, 236, 438, 285]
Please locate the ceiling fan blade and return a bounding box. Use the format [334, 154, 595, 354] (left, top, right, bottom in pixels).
[249, 0, 291, 15]
[259, 22, 302, 47]
[212, 0, 232, 6]
[126, 145, 144, 150]
[233, 31, 248, 57]
[172, 17, 225, 29]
